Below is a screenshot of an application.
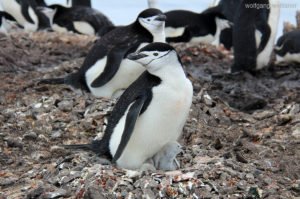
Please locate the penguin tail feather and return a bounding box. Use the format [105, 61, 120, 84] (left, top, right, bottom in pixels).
[62, 140, 112, 158]
[38, 77, 65, 85]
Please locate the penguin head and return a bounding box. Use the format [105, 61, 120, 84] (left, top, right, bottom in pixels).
[161, 141, 183, 159]
[127, 42, 181, 73]
[137, 8, 166, 37]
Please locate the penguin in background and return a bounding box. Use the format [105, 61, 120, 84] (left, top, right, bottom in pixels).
[164, 6, 231, 46]
[38, 4, 114, 36]
[217, 0, 243, 50]
[38, 8, 166, 99]
[231, 0, 280, 73]
[274, 30, 300, 65]
[0, 0, 50, 31]
[63, 42, 193, 170]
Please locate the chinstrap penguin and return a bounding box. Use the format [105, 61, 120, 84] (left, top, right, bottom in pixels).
[63, 42, 193, 170]
[164, 6, 231, 46]
[231, 0, 280, 72]
[0, 0, 50, 31]
[38, 4, 114, 36]
[39, 8, 166, 99]
[275, 29, 300, 65]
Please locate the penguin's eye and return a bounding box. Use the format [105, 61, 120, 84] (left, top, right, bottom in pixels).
[153, 53, 159, 56]
[147, 19, 151, 22]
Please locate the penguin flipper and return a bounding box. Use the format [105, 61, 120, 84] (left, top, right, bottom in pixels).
[112, 93, 147, 163]
[257, 22, 271, 53]
[91, 45, 130, 88]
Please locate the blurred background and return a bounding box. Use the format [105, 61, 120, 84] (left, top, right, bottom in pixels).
[1, 0, 299, 38]
[48, 0, 299, 38]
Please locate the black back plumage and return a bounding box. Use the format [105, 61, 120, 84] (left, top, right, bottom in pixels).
[64, 20, 153, 90]
[275, 30, 300, 56]
[49, 5, 114, 36]
[165, 6, 226, 43]
[64, 72, 161, 158]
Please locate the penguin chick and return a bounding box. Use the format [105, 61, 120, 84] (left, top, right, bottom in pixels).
[145, 141, 182, 171]
[38, 8, 166, 99]
[63, 42, 193, 170]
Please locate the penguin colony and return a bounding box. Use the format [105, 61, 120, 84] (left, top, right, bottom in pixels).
[2, 0, 299, 170]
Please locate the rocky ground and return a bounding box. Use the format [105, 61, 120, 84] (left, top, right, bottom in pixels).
[0, 31, 299, 199]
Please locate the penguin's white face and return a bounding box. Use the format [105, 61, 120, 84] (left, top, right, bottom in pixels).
[127, 49, 174, 72]
[138, 14, 166, 34]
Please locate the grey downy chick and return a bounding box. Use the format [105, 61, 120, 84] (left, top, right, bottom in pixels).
[141, 141, 183, 171]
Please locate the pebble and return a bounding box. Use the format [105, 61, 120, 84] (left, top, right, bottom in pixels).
[51, 131, 62, 139]
[31, 151, 51, 161]
[5, 137, 23, 148]
[245, 173, 255, 181]
[253, 110, 276, 120]
[23, 131, 38, 140]
[292, 124, 300, 138]
[43, 189, 68, 198]
[58, 100, 74, 112]
[0, 177, 18, 186]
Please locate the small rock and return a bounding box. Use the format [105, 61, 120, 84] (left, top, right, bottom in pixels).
[58, 100, 74, 112]
[31, 151, 51, 161]
[292, 124, 300, 138]
[43, 188, 68, 198]
[0, 177, 18, 186]
[290, 104, 300, 115]
[51, 131, 62, 139]
[23, 132, 38, 140]
[253, 110, 276, 120]
[247, 187, 263, 199]
[50, 146, 68, 155]
[5, 137, 23, 148]
[275, 114, 293, 125]
[26, 186, 44, 199]
[84, 185, 106, 199]
[203, 93, 215, 106]
[235, 151, 248, 163]
[245, 173, 255, 181]
[165, 185, 178, 198]
[237, 180, 247, 191]
[214, 138, 223, 150]
[291, 181, 300, 193]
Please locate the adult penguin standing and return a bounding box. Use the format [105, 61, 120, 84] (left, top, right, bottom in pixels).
[231, 0, 280, 72]
[63, 42, 193, 170]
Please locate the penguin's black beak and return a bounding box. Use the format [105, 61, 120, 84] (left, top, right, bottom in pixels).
[127, 52, 148, 60]
[155, 14, 166, 21]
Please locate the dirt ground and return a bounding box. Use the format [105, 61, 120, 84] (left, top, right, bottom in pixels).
[0, 31, 299, 199]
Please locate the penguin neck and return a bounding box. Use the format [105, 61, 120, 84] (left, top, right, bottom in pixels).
[151, 26, 166, 43]
[148, 56, 186, 84]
